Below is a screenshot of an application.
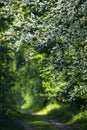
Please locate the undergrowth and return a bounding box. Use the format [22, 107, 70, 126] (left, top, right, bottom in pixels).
[0, 115, 24, 130]
[36, 103, 87, 130]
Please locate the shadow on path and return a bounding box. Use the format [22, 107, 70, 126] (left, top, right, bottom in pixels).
[11, 115, 33, 130]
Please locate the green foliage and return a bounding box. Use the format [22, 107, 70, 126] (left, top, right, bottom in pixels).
[0, 1, 23, 115]
[0, 0, 87, 118]
[17, 0, 87, 107]
[0, 44, 15, 115]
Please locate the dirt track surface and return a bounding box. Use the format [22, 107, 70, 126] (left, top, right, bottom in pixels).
[44, 118, 78, 130]
[20, 108, 78, 130]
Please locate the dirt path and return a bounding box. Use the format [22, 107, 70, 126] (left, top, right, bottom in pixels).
[20, 108, 78, 130]
[43, 117, 78, 130]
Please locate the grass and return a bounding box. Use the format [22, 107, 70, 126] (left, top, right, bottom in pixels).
[30, 120, 58, 130]
[0, 115, 24, 130]
[36, 103, 61, 115]
[68, 110, 87, 130]
[36, 103, 87, 130]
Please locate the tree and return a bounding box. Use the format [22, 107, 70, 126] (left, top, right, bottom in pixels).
[0, 0, 87, 112]
[0, 1, 18, 115]
[18, 0, 87, 106]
